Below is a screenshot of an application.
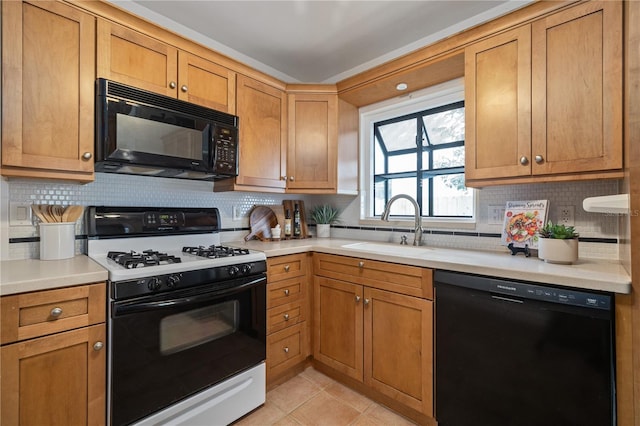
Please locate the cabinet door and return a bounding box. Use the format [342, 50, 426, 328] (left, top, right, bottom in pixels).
[313, 276, 363, 381]
[1, 1, 95, 180]
[178, 51, 236, 113]
[465, 25, 531, 181]
[1, 324, 106, 426]
[364, 288, 433, 416]
[287, 93, 337, 192]
[97, 19, 178, 97]
[235, 75, 287, 190]
[531, 1, 622, 175]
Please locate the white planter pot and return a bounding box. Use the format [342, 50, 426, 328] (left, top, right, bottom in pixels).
[316, 224, 331, 238]
[537, 238, 578, 264]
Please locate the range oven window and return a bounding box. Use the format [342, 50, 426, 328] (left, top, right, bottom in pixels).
[160, 300, 238, 355]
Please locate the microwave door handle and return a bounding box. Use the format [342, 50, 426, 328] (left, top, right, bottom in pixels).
[114, 276, 265, 316]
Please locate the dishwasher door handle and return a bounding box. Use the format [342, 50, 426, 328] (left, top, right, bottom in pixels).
[491, 295, 523, 304]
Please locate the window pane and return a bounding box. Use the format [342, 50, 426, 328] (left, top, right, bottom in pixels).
[389, 153, 416, 173]
[430, 174, 473, 216]
[387, 178, 417, 215]
[423, 107, 465, 145]
[374, 140, 385, 174]
[374, 180, 387, 216]
[422, 151, 430, 168]
[433, 146, 465, 169]
[378, 119, 416, 151]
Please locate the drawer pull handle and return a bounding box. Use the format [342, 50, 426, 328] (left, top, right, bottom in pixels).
[284, 347, 289, 353]
[93, 341, 104, 351]
[355, 296, 361, 303]
[284, 265, 290, 272]
[358, 261, 365, 269]
[284, 289, 290, 296]
[50, 307, 63, 318]
[364, 299, 370, 306]
[284, 313, 290, 321]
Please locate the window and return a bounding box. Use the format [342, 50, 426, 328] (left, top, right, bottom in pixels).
[361, 79, 475, 223]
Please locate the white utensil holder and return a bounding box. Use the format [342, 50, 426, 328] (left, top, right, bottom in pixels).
[39, 222, 75, 260]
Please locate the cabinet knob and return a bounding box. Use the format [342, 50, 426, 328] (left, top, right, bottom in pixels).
[283, 347, 289, 353]
[281, 176, 288, 181]
[181, 85, 188, 93]
[535, 155, 544, 164]
[519, 156, 529, 165]
[93, 341, 104, 351]
[284, 265, 290, 272]
[358, 261, 365, 269]
[50, 307, 63, 318]
[82, 152, 92, 160]
[169, 81, 177, 89]
[284, 289, 290, 296]
[364, 298, 370, 306]
[289, 176, 295, 181]
[284, 313, 290, 321]
[355, 295, 361, 303]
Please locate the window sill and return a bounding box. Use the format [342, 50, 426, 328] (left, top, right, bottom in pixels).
[360, 217, 476, 230]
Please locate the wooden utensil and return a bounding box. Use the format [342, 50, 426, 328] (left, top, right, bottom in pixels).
[62, 205, 84, 223]
[245, 206, 278, 241]
[31, 205, 48, 223]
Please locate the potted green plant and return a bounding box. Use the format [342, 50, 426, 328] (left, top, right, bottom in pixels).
[537, 221, 579, 264]
[309, 204, 340, 238]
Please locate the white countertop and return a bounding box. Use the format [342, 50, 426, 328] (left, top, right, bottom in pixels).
[0, 240, 631, 296]
[231, 238, 632, 294]
[0, 255, 109, 296]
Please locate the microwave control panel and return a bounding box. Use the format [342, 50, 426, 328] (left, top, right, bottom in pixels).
[212, 125, 238, 175]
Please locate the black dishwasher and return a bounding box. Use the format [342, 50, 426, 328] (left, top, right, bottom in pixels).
[434, 270, 615, 426]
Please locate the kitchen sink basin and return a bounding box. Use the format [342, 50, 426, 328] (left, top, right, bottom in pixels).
[341, 242, 433, 257]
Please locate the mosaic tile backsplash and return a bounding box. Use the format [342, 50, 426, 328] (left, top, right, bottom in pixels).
[2, 173, 621, 260]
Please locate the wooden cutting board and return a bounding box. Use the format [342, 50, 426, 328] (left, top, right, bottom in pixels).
[245, 206, 278, 241]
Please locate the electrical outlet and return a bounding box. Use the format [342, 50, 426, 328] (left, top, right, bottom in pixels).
[488, 205, 505, 225]
[232, 205, 242, 221]
[558, 205, 575, 226]
[9, 202, 33, 226]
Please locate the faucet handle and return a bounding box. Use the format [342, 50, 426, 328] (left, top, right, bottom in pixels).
[400, 235, 408, 245]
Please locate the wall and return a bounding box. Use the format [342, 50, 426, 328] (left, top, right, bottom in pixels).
[2, 172, 621, 261]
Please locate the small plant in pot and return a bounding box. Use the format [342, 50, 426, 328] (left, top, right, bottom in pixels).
[537, 221, 580, 264]
[310, 204, 340, 238]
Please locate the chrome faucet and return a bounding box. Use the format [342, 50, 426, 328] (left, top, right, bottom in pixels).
[381, 194, 424, 246]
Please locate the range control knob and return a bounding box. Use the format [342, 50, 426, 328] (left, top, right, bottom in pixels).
[167, 274, 181, 288]
[228, 266, 240, 277]
[240, 264, 252, 275]
[147, 277, 162, 291]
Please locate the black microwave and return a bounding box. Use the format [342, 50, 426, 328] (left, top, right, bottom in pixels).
[95, 78, 239, 180]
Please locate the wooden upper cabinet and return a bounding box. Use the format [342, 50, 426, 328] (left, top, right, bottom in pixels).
[531, 1, 622, 175]
[233, 75, 287, 191]
[1, 0, 95, 181]
[287, 93, 338, 192]
[97, 20, 236, 113]
[465, 1, 622, 185]
[465, 25, 532, 181]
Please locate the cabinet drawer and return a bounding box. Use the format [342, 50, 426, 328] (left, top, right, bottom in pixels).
[267, 300, 304, 334]
[267, 276, 305, 308]
[1, 283, 106, 344]
[314, 253, 433, 299]
[267, 322, 307, 377]
[267, 253, 307, 281]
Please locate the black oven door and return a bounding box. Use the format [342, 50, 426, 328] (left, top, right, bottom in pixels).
[109, 275, 266, 426]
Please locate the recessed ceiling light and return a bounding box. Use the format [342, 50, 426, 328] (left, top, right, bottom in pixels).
[396, 83, 408, 91]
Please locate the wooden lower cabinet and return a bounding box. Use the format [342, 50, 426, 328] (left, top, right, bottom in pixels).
[266, 254, 311, 385]
[0, 282, 107, 425]
[313, 274, 433, 420]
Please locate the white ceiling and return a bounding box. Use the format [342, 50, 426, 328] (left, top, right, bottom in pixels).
[111, 0, 532, 84]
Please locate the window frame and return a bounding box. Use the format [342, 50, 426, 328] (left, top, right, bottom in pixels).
[359, 78, 477, 228]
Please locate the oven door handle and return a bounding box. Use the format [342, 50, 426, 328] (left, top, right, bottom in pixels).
[113, 276, 265, 316]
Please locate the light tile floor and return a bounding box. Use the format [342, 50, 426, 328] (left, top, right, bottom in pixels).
[234, 367, 418, 426]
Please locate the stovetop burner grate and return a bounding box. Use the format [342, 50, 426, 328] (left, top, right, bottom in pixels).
[107, 250, 182, 269]
[182, 245, 250, 258]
